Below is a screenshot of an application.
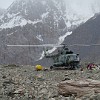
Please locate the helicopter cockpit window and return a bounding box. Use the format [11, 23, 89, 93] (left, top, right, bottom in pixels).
[54, 57, 59, 63]
[68, 55, 77, 61]
[76, 55, 80, 61]
[67, 56, 70, 61]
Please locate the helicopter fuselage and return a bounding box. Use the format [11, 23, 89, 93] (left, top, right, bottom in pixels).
[45, 46, 80, 69]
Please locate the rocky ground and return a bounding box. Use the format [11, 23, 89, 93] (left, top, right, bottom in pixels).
[0, 64, 100, 100]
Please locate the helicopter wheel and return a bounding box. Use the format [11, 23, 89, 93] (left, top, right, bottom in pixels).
[50, 66, 53, 70]
[70, 65, 75, 70]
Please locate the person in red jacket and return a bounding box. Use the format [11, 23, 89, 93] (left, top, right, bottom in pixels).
[87, 63, 97, 70]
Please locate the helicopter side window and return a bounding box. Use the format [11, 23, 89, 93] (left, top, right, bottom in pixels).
[68, 55, 76, 61]
[61, 52, 63, 54]
[67, 56, 70, 61]
[53, 57, 58, 63]
[76, 55, 80, 61]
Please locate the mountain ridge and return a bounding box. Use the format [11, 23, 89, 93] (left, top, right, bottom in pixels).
[64, 13, 100, 63]
[0, 0, 100, 64]
[0, 0, 67, 64]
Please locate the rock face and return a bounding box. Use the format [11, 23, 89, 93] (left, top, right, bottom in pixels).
[58, 79, 100, 98]
[0, 0, 100, 65]
[64, 14, 100, 63]
[0, 0, 67, 65]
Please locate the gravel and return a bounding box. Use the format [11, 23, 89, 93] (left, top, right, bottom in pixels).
[0, 65, 100, 100]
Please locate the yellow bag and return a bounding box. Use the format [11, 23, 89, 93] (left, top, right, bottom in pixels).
[35, 65, 43, 71]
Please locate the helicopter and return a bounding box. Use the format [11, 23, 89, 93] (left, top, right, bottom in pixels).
[7, 43, 100, 70]
[44, 44, 80, 70]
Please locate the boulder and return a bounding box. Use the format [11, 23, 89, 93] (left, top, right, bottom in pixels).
[58, 79, 100, 98]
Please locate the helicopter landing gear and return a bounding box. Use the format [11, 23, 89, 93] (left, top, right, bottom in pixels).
[68, 62, 78, 70]
[70, 66, 76, 70]
[50, 66, 54, 70]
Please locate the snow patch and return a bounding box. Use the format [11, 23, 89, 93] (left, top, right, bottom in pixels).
[36, 35, 43, 41]
[41, 12, 49, 19]
[28, 19, 42, 25]
[58, 31, 72, 44]
[7, 32, 14, 36]
[39, 31, 72, 60]
[39, 47, 56, 60]
[0, 16, 27, 28]
[0, 15, 42, 29]
[39, 51, 45, 60]
[46, 47, 57, 54]
[66, 21, 71, 28]
[7, 12, 20, 18]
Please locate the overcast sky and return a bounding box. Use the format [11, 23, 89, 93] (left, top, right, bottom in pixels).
[65, 0, 100, 16]
[0, 0, 14, 9]
[0, 0, 100, 11]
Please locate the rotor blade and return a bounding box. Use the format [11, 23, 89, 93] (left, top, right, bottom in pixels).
[7, 44, 62, 47]
[7, 44, 100, 47]
[69, 44, 100, 47]
[91, 44, 100, 46]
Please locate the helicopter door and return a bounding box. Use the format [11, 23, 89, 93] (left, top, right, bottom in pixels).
[67, 56, 70, 62]
[53, 57, 59, 63]
[59, 55, 66, 65]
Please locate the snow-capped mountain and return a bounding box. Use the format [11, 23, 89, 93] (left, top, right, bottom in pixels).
[0, 0, 65, 29]
[1, 0, 100, 29]
[0, 0, 67, 64]
[0, 0, 100, 65]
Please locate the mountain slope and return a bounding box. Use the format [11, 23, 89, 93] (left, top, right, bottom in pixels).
[0, 0, 100, 65]
[0, 0, 67, 65]
[0, 0, 66, 29]
[64, 13, 100, 63]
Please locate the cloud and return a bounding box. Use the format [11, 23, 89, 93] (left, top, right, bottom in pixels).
[0, 0, 14, 9]
[64, 0, 100, 17]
